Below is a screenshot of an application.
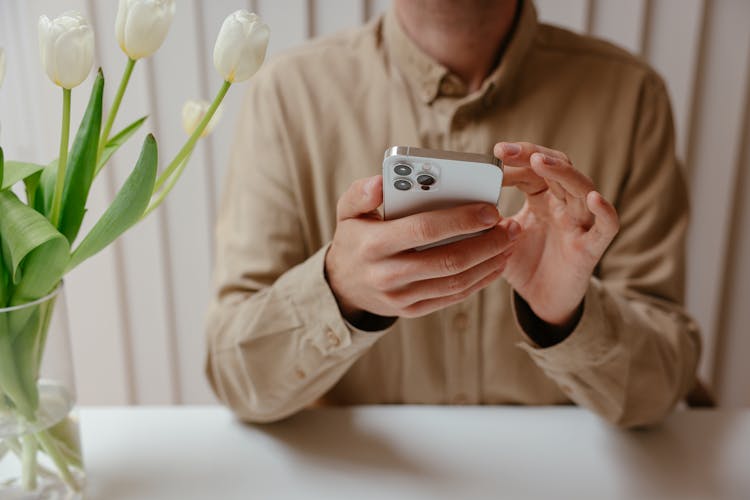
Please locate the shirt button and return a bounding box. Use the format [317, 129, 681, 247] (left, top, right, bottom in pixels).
[295, 367, 307, 380]
[326, 329, 341, 347]
[452, 312, 469, 332]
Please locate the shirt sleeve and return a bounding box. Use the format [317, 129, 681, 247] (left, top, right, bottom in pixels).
[513, 71, 701, 428]
[205, 70, 390, 424]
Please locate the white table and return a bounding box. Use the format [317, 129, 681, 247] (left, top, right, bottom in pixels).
[80, 406, 750, 500]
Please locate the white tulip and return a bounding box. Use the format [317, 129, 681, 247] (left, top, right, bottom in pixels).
[0, 48, 6, 88]
[115, 0, 176, 60]
[213, 10, 269, 83]
[181, 99, 222, 137]
[38, 11, 94, 89]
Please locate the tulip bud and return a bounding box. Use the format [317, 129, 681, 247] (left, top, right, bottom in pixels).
[213, 10, 269, 83]
[38, 11, 94, 89]
[115, 0, 176, 60]
[181, 99, 222, 137]
[0, 48, 5, 88]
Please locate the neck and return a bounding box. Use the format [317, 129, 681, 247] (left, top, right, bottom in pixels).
[394, 0, 519, 92]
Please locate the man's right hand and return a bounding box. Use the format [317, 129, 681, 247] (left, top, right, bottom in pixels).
[324, 175, 522, 323]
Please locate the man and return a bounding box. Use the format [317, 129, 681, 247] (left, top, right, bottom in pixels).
[206, 0, 700, 428]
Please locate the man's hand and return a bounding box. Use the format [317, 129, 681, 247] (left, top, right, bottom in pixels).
[494, 142, 620, 330]
[325, 175, 521, 322]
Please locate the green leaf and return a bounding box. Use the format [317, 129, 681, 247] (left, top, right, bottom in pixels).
[0, 191, 70, 304]
[0, 148, 4, 192]
[23, 170, 42, 209]
[58, 69, 104, 245]
[96, 115, 147, 175]
[0, 319, 35, 420]
[36, 160, 58, 215]
[1, 161, 46, 191]
[0, 234, 8, 308]
[68, 134, 157, 271]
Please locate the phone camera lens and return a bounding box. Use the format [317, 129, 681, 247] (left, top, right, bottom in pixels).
[417, 173, 436, 186]
[394, 178, 412, 191]
[394, 164, 412, 176]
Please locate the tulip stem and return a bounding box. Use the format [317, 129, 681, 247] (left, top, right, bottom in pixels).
[142, 152, 192, 219]
[98, 57, 136, 167]
[152, 80, 231, 194]
[50, 88, 71, 227]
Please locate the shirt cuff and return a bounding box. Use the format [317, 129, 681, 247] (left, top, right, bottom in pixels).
[274, 243, 392, 357]
[513, 277, 619, 373]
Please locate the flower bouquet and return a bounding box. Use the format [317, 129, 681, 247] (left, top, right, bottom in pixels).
[0, 1, 269, 497]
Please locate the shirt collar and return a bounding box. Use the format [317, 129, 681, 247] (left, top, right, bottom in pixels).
[383, 0, 538, 104]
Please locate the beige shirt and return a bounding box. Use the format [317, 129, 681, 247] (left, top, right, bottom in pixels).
[206, 1, 700, 427]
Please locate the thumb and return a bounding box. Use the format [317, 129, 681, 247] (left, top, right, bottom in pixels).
[336, 175, 383, 220]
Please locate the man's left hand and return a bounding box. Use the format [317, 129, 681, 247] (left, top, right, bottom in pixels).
[494, 142, 620, 332]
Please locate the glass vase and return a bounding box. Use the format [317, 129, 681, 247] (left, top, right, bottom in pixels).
[0, 284, 84, 499]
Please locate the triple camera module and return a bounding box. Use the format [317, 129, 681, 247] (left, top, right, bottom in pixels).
[393, 163, 436, 191]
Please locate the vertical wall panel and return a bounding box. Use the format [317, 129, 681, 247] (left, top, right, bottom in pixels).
[589, 0, 648, 54]
[2, 0, 750, 407]
[89, 0, 175, 405]
[682, 0, 750, 382]
[715, 84, 750, 406]
[314, 0, 365, 37]
[147, 0, 217, 404]
[257, 0, 309, 55]
[644, 0, 704, 161]
[196, 0, 252, 251]
[14, 0, 132, 405]
[194, 1, 254, 403]
[534, 0, 590, 33]
[0, 2, 43, 162]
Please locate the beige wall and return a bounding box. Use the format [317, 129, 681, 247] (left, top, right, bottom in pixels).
[0, 0, 748, 407]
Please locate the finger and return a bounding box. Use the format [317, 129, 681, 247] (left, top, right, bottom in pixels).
[494, 141, 570, 168]
[336, 175, 383, 221]
[387, 252, 509, 306]
[530, 153, 594, 225]
[401, 268, 504, 318]
[384, 220, 521, 286]
[584, 191, 620, 252]
[529, 153, 594, 199]
[380, 203, 502, 254]
[546, 178, 567, 201]
[502, 165, 548, 195]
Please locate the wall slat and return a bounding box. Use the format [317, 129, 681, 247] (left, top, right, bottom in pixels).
[257, 0, 309, 56]
[89, 0, 176, 405]
[313, 0, 365, 37]
[194, 0, 253, 257]
[146, 1, 218, 404]
[2, 0, 749, 407]
[534, 0, 590, 33]
[715, 71, 750, 406]
[644, 0, 704, 161]
[17, 0, 131, 405]
[589, 0, 648, 54]
[682, 0, 750, 382]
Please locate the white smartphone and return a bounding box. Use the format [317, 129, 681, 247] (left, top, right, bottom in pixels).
[382, 146, 504, 249]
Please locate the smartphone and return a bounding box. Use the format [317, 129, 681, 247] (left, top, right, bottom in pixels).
[382, 146, 504, 249]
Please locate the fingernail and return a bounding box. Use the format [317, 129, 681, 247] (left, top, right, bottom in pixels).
[542, 154, 557, 165]
[479, 206, 499, 225]
[508, 221, 522, 240]
[504, 143, 521, 156]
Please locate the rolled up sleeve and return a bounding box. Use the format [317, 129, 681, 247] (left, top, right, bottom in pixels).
[513, 72, 701, 428]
